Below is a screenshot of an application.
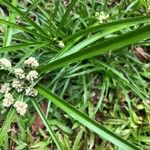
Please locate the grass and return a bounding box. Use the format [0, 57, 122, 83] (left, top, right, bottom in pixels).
[0, 0, 150, 149]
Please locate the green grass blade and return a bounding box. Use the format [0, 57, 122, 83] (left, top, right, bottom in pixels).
[21, 0, 44, 21]
[1, 0, 49, 38]
[36, 4, 49, 20]
[59, 0, 77, 27]
[38, 25, 150, 74]
[72, 128, 84, 150]
[0, 19, 48, 39]
[3, 0, 17, 49]
[57, 22, 142, 59]
[59, 15, 150, 58]
[0, 109, 15, 145]
[52, 37, 81, 61]
[36, 84, 140, 150]
[0, 42, 47, 53]
[64, 15, 150, 42]
[32, 99, 63, 150]
[98, 62, 146, 99]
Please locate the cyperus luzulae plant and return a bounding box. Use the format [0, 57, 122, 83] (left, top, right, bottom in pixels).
[0, 0, 150, 150]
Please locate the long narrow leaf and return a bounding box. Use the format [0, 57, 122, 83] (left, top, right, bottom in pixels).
[0, 109, 15, 145]
[21, 0, 44, 20]
[0, 19, 47, 39]
[64, 15, 150, 42]
[32, 99, 63, 150]
[57, 24, 141, 59]
[98, 62, 146, 99]
[57, 16, 150, 59]
[59, 0, 77, 27]
[38, 25, 150, 74]
[0, 42, 47, 53]
[3, 0, 17, 48]
[1, 0, 49, 38]
[36, 84, 140, 150]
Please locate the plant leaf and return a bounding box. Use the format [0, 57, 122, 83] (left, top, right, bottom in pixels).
[59, 0, 77, 27]
[0, 19, 47, 39]
[36, 84, 140, 150]
[32, 99, 63, 150]
[64, 15, 150, 42]
[1, 0, 49, 38]
[38, 25, 150, 74]
[0, 42, 48, 53]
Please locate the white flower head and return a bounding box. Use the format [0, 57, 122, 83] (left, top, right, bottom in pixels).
[14, 68, 25, 79]
[12, 78, 24, 93]
[24, 57, 39, 68]
[0, 83, 11, 94]
[3, 93, 14, 107]
[147, 6, 150, 12]
[95, 11, 109, 23]
[25, 87, 38, 97]
[26, 70, 38, 82]
[58, 41, 65, 48]
[0, 58, 12, 70]
[95, 12, 100, 17]
[14, 101, 28, 116]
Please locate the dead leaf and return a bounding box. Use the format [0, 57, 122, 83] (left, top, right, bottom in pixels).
[134, 47, 150, 61]
[32, 101, 48, 133]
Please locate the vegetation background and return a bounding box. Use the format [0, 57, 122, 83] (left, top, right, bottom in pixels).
[0, 0, 150, 149]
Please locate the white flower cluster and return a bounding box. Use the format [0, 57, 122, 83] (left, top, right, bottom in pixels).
[25, 87, 38, 97]
[14, 68, 25, 79]
[11, 57, 39, 96]
[0, 58, 12, 70]
[14, 101, 28, 116]
[0, 83, 11, 93]
[3, 93, 14, 107]
[0, 57, 40, 115]
[12, 78, 24, 93]
[147, 6, 150, 12]
[0, 84, 27, 115]
[58, 41, 65, 48]
[24, 57, 39, 68]
[12, 57, 39, 95]
[95, 11, 109, 23]
[26, 70, 38, 82]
